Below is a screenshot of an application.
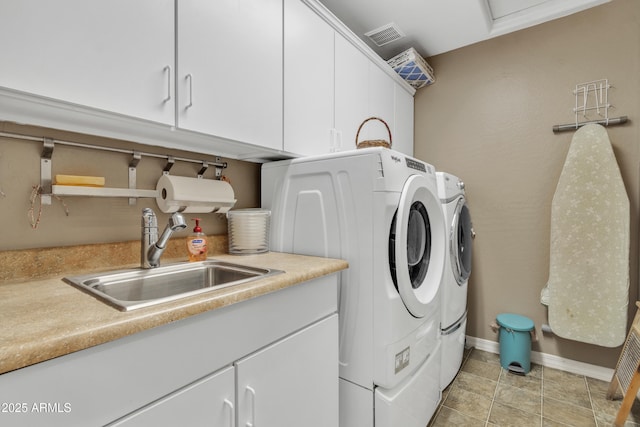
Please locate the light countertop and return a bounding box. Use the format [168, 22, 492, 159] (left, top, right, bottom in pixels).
[0, 252, 348, 375]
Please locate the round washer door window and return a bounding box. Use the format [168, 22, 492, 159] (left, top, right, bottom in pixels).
[451, 197, 473, 285]
[391, 174, 445, 318]
[405, 202, 430, 288]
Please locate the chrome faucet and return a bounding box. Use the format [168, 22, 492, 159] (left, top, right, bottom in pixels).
[141, 208, 187, 268]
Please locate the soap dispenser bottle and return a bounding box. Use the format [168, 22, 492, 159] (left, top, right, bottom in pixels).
[187, 218, 208, 262]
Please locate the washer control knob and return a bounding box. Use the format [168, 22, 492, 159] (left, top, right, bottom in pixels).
[457, 180, 465, 190]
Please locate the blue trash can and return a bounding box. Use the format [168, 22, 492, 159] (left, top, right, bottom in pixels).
[496, 313, 535, 374]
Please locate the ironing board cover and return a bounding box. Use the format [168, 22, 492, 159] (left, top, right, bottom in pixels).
[546, 124, 629, 347]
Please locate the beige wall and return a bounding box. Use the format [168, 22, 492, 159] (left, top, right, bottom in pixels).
[415, 0, 640, 368]
[0, 122, 261, 251]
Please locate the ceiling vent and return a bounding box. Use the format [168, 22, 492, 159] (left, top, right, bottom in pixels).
[364, 22, 405, 47]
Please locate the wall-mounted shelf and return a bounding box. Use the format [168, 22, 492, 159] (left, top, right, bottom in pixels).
[0, 130, 228, 205]
[51, 185, 158, 199]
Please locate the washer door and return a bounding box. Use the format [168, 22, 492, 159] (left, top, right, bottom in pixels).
[451, 197, 473, 285]
[392, 175, 445, 318]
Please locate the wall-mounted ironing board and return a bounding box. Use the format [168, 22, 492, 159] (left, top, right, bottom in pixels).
[543, 123, 629, 347]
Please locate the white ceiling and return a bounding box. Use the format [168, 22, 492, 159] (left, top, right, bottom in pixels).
[317, 0, 610, 60]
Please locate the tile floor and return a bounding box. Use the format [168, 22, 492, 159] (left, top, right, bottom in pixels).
[428, 348, 640, 426]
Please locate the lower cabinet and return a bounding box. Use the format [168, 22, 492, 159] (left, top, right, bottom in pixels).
[108, 366, 236, 426]
[0, 275, 338, 427]
[109, 315, 338, 427]
[236, 315, 338, 427]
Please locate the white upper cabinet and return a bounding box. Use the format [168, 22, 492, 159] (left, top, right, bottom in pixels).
[334, 32, 414, 155]
[0, 0, 175, 125]
[283, 0, 336, 156]
[366, 61, 396, 146]
[334, 34, 370, 152]
[0, 0, 413, 158]
[393, 83, 415, 156]
[285, 4, 415, 157]
[177, 0, 283, 151]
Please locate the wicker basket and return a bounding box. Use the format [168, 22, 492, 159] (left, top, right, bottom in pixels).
[355, 117, 392, 149]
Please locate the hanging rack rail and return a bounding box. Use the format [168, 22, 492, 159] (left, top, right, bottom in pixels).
[0, 131, 227, 170]
[552, 115, 629, 133]
[0, 130, 228, 205]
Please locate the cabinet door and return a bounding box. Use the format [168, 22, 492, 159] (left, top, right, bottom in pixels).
[107, 366, 235, 427]
[177, 0, 283, 151]
[367, 62, 396, 145]
[393, 84, 415, 156]
[0, 0, 174, 125]
[236, 315, 339, 427]
[334, 34, 369, 152]
[283, 0, 335, 156]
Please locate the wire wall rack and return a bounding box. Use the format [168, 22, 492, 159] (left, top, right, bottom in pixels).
[552, 79, 629, 133]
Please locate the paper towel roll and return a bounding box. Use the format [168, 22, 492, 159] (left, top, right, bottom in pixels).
[155, 175, 236, 214]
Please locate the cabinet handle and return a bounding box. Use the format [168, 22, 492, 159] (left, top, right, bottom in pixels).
[245, 386, 256, 427]
[329, 129, 343, 153]
[163, 65, 171, 103]
[223, 399, 234, 427]
[185, 73, 193, 109]
[329, 129, 336, 153]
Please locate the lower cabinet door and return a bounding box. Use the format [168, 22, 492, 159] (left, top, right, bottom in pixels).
[236, 315, 339, 427]
[107, 365, 235, 427]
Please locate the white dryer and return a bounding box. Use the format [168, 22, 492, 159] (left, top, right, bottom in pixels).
[262, 148, 446, 427]
[436, 171, 474, 389]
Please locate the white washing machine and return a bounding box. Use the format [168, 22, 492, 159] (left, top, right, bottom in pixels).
[262, 148, 446, 427]
[436, 171, 474, 389]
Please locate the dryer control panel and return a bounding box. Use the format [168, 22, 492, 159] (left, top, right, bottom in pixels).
[406, 157, 428, 173]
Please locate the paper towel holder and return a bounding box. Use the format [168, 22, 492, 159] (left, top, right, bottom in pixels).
[155, 174, 236, 214]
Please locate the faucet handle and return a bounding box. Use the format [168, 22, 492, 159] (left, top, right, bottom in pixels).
[142, 208, 157, 229]
[141, 208, 158, 269]
[144, 211, 188, 268]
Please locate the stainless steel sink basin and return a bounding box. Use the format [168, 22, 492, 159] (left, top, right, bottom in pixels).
[63, 260, 283, 311]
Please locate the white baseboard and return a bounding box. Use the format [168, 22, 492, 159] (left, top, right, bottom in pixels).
[465, 336, 614, 382]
